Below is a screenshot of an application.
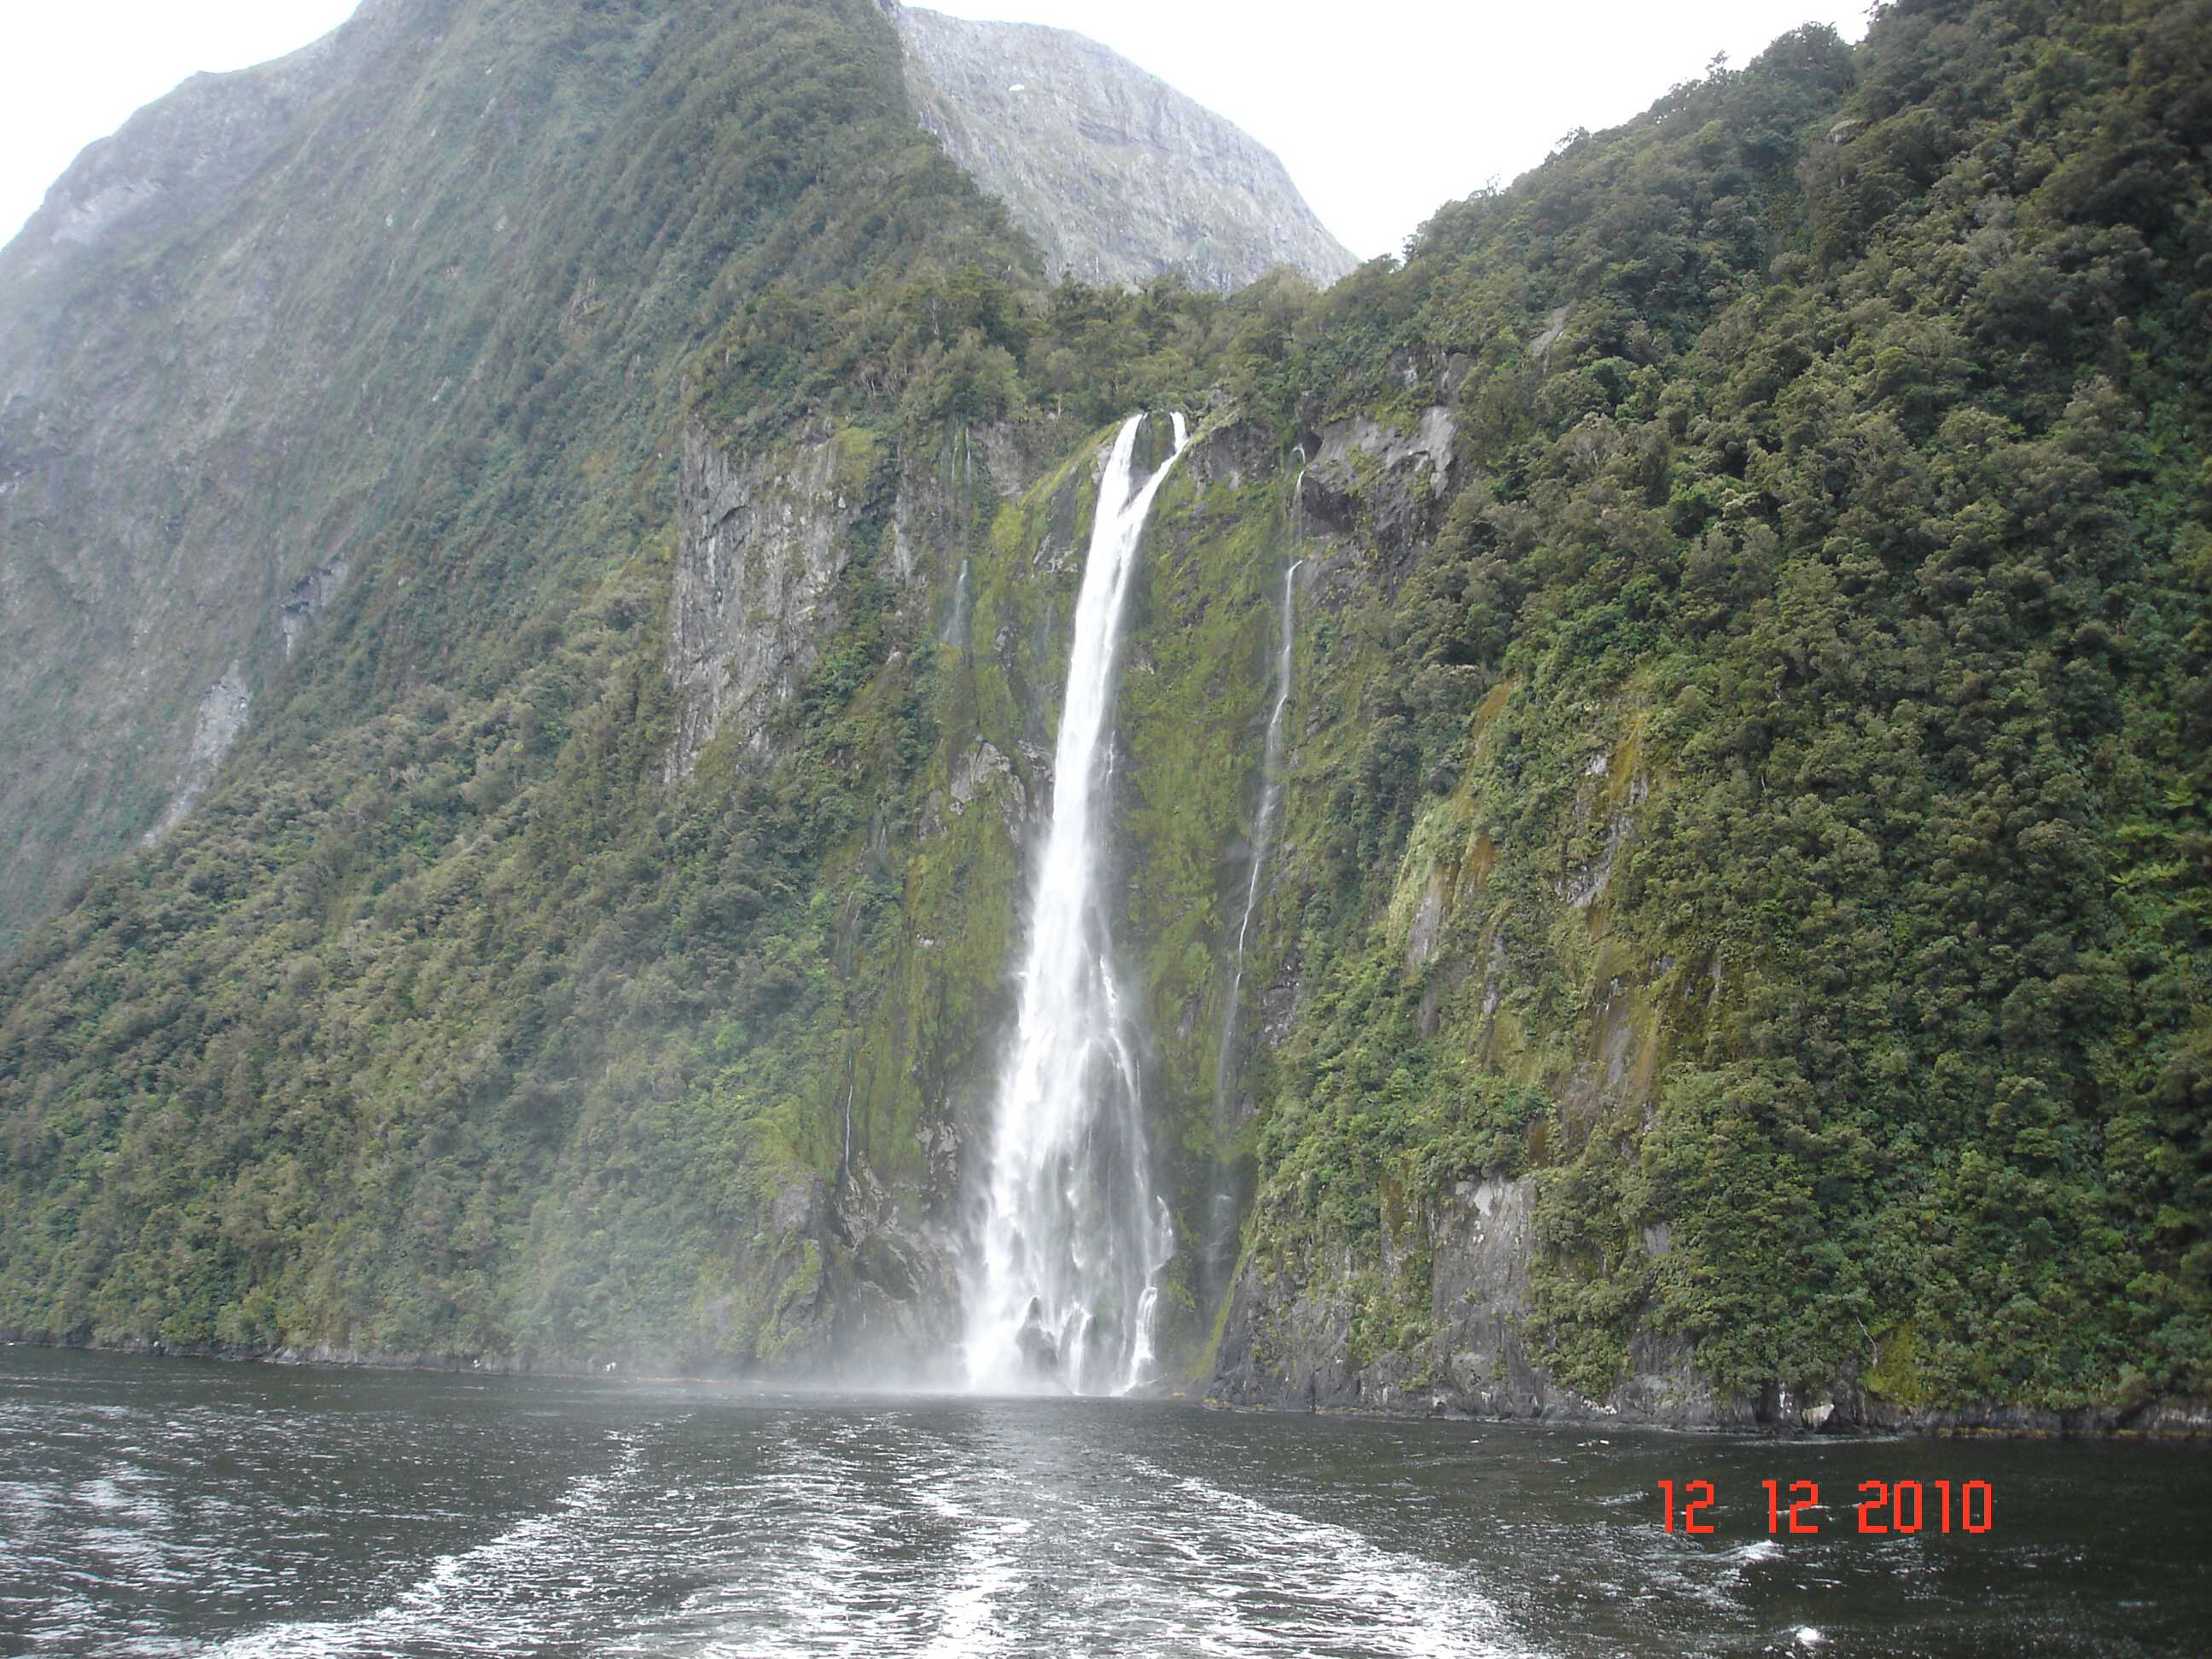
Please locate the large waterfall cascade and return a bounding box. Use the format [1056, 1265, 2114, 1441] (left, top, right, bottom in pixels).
[963, 410, 1189, 1394]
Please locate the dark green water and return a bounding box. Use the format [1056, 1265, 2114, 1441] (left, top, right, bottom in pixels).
[1, 1345, 2205, 1656]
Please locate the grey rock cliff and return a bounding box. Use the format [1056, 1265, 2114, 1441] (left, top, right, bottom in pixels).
[890, 4, 1357, 292]
[666, 426, 861, 781]
[1211, 1174, 1740, 1426]
[142, 665, 253, 847]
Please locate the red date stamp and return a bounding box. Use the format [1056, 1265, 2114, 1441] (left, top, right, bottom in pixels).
[1658, 1479, 1994, 1535]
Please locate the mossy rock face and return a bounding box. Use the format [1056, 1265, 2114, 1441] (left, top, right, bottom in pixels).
[1113, 435, 1308, 1363]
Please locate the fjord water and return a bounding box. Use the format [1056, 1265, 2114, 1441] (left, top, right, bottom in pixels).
[963, 411, 1187, 1394]
[6, 1348, 2209, 1656]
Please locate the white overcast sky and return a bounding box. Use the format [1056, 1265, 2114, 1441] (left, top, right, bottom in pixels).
[1, 1, 1867, 264]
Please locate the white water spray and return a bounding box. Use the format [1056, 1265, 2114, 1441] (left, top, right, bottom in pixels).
[964, 411, 1188, 1394]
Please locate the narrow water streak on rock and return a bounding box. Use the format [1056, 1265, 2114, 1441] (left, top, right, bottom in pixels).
[1209, 486, 1306, 1170]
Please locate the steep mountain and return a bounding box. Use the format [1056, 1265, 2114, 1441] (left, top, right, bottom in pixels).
[2, 0, 2207, 1433]
[0, 0, 1346, 954]
[890, 3, 1359, 291]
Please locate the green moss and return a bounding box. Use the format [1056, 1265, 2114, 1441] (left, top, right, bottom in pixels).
[1864, 1320, 1936, 1411]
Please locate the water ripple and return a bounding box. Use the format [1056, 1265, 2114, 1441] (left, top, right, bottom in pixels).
[3, 1350, 2207, 1657]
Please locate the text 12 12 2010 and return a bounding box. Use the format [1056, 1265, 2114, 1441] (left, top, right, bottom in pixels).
[1657, 1479, 1994, 1535]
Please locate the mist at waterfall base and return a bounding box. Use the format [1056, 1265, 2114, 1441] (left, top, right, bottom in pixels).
[962, 410, 1188, 1396]
[10, 1346, 2209, 1658]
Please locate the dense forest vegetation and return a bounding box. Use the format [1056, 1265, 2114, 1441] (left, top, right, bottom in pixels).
[1231, 0, 2212, 1410]
[1, 0, 2205, 1420]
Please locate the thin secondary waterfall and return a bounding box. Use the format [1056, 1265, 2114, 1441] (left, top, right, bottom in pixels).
[1212, 556, 1304, 1120]
[1202, 474, 1306, 1291]
[942, 557, 971, 648]
[964, 410, 1188, 1394]
[1213, 473, 1307, 1127]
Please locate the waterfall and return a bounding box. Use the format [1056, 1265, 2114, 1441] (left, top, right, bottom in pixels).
[1214, 547, 1304, 1120]
[1212, 556, 1305, 1098]
[943, 557, 971, 648]
[963, 410, 1188, 1394]
[1203, 474, 1306, 1288]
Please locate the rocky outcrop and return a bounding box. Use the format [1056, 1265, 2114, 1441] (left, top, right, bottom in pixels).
[278, 554, 351, 660]
[143, 665, 253, 847]
[666, 427, 862, 780]
[825, 1162, 965, 1378]
[1301, 406, 1458, 572]
[1213, 1176, 1743, 1427]
[943, 738, 1026, 830]
[667, 412, 1080, 783]
[890, 3, 1357, 292]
